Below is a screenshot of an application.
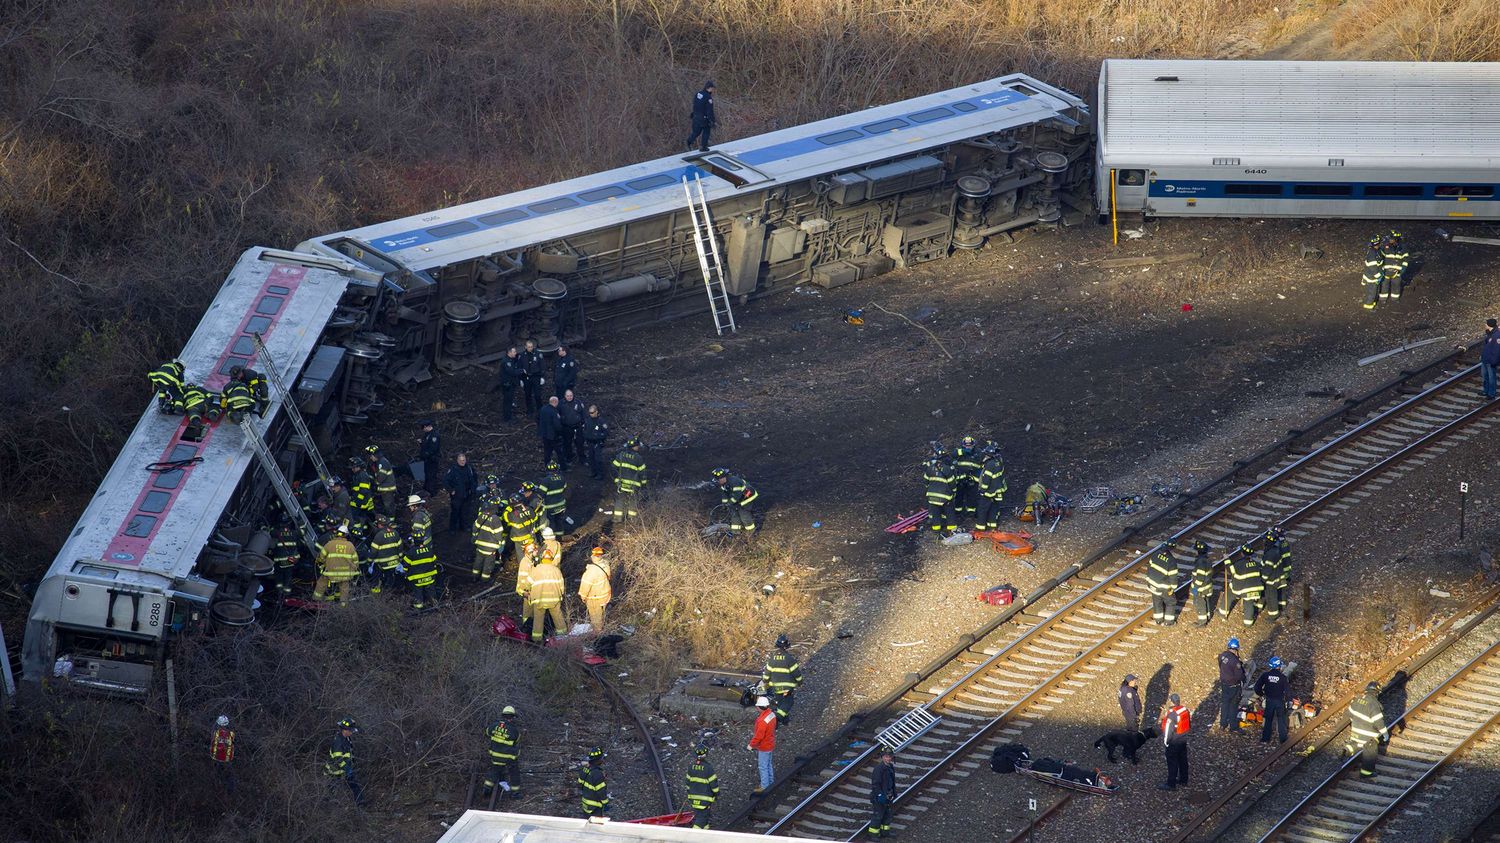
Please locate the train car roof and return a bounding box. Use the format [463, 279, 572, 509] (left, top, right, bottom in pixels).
[50, 248, 350, 586]
[435, 811, 805, 842]
[1098, 59, 1500, 166]
[315, 73, 1089, 273]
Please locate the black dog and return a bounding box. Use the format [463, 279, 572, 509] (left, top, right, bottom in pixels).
[1093, 726, 1158, 764]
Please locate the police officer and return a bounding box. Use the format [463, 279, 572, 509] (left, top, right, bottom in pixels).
[974, 443, 1008, 531]
[1190, 540, 1216, 625]
[559, 388, 587, 466]
[326, 718, 364, 804]
[443, 451, 478, 532]
[605, 438, 647, 524]
[521, 339, 546, 415]
[685, 744, 720, 829]
[538, 461, 569, 532]
[712, 468, 759, 534]
[1346, 681, 1389, 778]
[1361, 237, 1384, 310]
[148, 359, 186, 413]
[1119, 674, 1142, 730]
[1254, 656, 1291, 744]
[581, 404, 611, 480]
[368, 514, 403, 594]
[1218, 638, 1246, 733]
[762, 634, 804, 695]
[951, 436, 982, 524]
[484, 705, 521, 796]
[405, 536, 439, 610]
[922, 456, 957, 536]
[554, 346, 579, 399]
[366, 444, 398, 514]
[1261, 526, 1292, 621]
[867, 750, 898, 838]
[538, 396, 568, 470]
[686, 80, 716, 152]
[418, 419, 441, 494]
[578, 747, 610, 817]
[472, 499, 506, 580]
[1146, 544, 1179, 626]
[497, 346, 525, 422]
[1221, 544, 1264, 627]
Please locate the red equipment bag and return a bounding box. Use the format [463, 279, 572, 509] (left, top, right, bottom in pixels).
[979, 584, 1017, 606]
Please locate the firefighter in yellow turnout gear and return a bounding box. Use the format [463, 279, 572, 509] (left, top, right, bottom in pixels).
[1346, 681, 1389, 777]
[526, 552, 566, 642]
[578, 546, 613, 631]
[314, 525, 360, 602]
[711, 468, 759, 533]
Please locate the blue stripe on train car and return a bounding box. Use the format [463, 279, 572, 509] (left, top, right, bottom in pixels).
[1147, 181, 1500, 200]
[372, 89, 1031, 252]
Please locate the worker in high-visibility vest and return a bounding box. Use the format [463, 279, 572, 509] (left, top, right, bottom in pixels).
[526, 555, 566, 643]
[578, 547, 613, 631]
[210, 714, 236, 794]
[149, 359, 186, 413]
[1345, 681, 1389, 778]
[685, 744, 720, 829]
[314, 525, 360, 602]
[405, 539, 439, 610]
[1220, 544, 1264, 627]
[483, 705, 521, 796]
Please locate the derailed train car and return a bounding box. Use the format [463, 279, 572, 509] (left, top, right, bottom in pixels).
[21, 74, 1093, 694]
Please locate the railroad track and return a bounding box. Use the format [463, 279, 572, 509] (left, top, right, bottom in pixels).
[751, 361, 1498, 840]
[1258, 638, 1500, 843]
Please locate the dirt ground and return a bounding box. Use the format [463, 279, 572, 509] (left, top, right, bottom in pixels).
[346, 214, 1500, 830]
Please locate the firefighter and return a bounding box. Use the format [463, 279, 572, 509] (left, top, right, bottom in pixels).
[367, 514, 403, 594]
[1345, 681, 1389, 777]
[685, 744, 720, 829]
[772, 686, 795, 726]
[323, 476, 351, 527]
[314, 524, 359, 602]
[521, 339, 546, 415]
[1189, 540, 1216, 625]
[974, 442, 1007, 531]
[1380, 230, 1409, 300]
[348, 458, 377, 519]
[483, 705, 521, 796]
[922, 456, 957, 535]
[366, 445, 398, 514]
[1145, 544, 1179, 626]
[404, 537, 439, 610]
[232, 365, 269, 416]
[762, 634, 804, 694]
[582, 404, 611, 480]
[181, 382, 212, 431]
[1361, 238, 1383, 310]
[605, 438, 647, 524]
[504, 493, 540, 563]
[578, 747, 610, 817]
[1220, 544, 1263, 627]
[1261, 526, 1292, 621]
[951, 436, 982, 523]
[539, 460, 569, 532]
[867, 750, 897, 838]
[526, 553, 566, 642]
[148, 359, 186, 413]
[515, 537, 538, 627]
[271, 519, 302, 595]
[472, 499, 506, 580]
[481, 474, 505, 510]
[578, 546, 613, 631]
[210, 714, 236, 794]
[712, 468, 759, 533]
[326, 718, 364, 804]
[220, 377, 255, 423]
[407, 494, 433, 546]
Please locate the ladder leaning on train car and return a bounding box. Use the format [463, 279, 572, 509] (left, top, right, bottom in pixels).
[682, 173, 737, 336]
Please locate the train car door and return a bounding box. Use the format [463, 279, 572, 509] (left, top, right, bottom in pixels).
[1113, 168, 1148, 213]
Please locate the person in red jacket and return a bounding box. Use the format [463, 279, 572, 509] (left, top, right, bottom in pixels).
[210, 714, 236, 794]
[1159, 693, 1191, 790]
[748, 695, 778, 794]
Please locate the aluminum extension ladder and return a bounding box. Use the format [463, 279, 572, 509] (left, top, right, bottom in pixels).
[251, 332, 332, 486]
[238, 417, 319, 551]
[681, 173, 737, 335]
[875, 707, 941, 753]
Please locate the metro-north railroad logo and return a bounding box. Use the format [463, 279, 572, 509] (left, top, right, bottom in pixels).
[110, 552, 135, 561]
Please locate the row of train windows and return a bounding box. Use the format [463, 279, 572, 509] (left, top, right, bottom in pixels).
[1222, 183, 1496, 198]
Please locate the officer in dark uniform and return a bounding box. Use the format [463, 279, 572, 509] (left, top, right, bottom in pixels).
[443, 451, 478, 532]
[497, 346, 525, 422]
[687, 81, 716, 152]
[1253, 656, 1291, 744]
[581, 405, 611, 480]
[418, 419, 441, 494]
[559, 389, 586, 466]
[553, 346, 579, 399]
[685, 745, 720, 829]
[923, 456, 957, 535]
[521, 340, 546, 415]
[1217, 638, 1246, 733]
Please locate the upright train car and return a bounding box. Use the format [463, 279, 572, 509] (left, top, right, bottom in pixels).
[1097, 60, 1500, 222]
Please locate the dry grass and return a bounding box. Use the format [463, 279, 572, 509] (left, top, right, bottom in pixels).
[609, 489, 810, 670]
[1332, 0, 1500, 59]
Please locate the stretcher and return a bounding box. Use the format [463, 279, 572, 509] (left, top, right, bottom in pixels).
[972, 530, 1035, 555]
[886, 510, 930, 534]
[491, 615, 609, 664]
[1014, 758, 1119, 795]
[625, 811, 695, 826]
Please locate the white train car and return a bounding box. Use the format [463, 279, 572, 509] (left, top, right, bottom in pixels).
[1096, 59, 1500, 221]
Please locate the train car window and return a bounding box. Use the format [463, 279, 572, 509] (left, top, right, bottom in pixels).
[245, 316, 272, 334]
[1293, 184, 1353, 196]
[816, 129, 863, 146]
[908, 107, 953, 124]
[1436, 185, 1494, 197]
[1212, 158, 1241, 166]
[1009, 83, 1040, 96]
[577, 186, 628, 202]
[231, 336, 255, 356]
[1364, 185, 1423, 197]
[952, 102, 978, 112]
[1117, 170, 1145, 186]
[862, 118, 909, 135]
[477, 209, 528, 226]
[254, 295, 284, 315]
[153, 469, 185, 490]
[219, 357, 249, 376]
[1224, 183, 1284, 196]
[170, 443, 198, 461]
[427, 221, 478, 238]
[704, 155, 743, 171]
[527, 197, 579, 214]
[139, 491, 172, 514]
[124, 515, 157, 538]
[267, 285, 291, 295]
[625, 174, 676, 191]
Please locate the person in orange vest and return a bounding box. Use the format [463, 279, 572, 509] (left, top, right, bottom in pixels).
[578, 547, 613, 631]
[210, 714, 236, 794]
[748, 695, 778, 794]
[1158, 693, 1191, 790]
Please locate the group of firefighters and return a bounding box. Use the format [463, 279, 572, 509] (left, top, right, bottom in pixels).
[1144, 525, 1293, 628]
[148, 360, 269, 430]
[922, 435, 1008, 534]
[1359, 229, 1410, 310]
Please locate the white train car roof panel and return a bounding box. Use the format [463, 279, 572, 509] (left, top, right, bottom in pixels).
[55, 248, 349, 583]
[436, 811, 807, 843]
[319, 74, 1088, 272]
[1099, 60, 1500, 165]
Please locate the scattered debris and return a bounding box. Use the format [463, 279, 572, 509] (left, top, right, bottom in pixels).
[931, 408, 944, 418]
[1299, 244, 1324, 259]
[1093, 250, 1200, 269]
[890, 640, 926, 648]
[1357, 336, 1447, 367]
[1304, 386, 1346, 399]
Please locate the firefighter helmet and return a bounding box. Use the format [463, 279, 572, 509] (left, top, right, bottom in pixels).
[775, 633, 790, 650]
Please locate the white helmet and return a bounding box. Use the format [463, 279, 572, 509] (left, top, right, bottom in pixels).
[407, 494, 425, 507]
[755, 696, 771, 708]
[216, 714, 230, 727]
[542, 526, 555, 539]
